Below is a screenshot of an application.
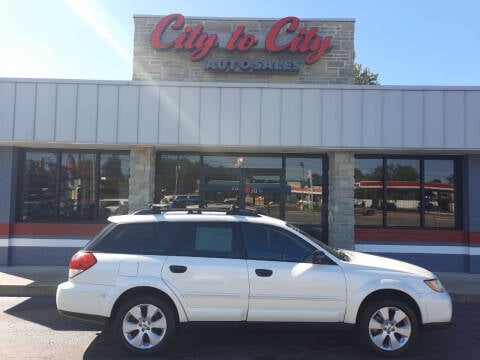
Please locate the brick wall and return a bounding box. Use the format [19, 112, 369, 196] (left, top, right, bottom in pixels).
[129, 147, 156, 212]
[133, 15, 355, 84]
[328, 151, 355, 250]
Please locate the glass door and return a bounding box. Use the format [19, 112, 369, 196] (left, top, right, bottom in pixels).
[244, 170, 282, 219]
[202, 168, 241, 209]
[201, 168, 282, 217]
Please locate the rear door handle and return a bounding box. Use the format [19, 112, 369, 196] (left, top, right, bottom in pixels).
[169, 265, 187, 273]
[255, 269, 273, 277]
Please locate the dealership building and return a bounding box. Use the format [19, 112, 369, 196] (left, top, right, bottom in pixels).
[1, 14, 479, 273]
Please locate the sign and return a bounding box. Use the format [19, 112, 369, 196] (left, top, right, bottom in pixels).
[149, 14, 333, 73]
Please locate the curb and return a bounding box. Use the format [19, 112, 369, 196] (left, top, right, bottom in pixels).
[450, 293, 480, 304]
[0, 285, 57, 297]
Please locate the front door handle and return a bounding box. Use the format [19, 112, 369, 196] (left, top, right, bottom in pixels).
[169, 265, 187, 273]
[255, 269, 273, 277]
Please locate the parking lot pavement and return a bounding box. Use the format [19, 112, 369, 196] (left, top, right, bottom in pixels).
[1, 297, 479, 359]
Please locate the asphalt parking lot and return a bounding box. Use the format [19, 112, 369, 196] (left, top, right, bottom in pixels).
[0, 297, 479, 359]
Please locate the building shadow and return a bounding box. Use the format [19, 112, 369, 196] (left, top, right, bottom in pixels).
[3, 297, 101, 331]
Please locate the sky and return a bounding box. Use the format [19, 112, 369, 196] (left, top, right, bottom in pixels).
[0, 0, 479, 85]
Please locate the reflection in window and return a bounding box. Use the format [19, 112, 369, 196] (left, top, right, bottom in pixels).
[203, 156, 282, 169]
[246, 174, 281, 218]
[20, 150, 129, 222]
[59, 153, 96, 220]
[155, 155, 200, 207]
[354, 158, 383, 226]
[22, 152, 57, 221]
[285, 158, 323, 231]
[354, 156, 457, 229]
[99, 154, 130, 218]
[424, 160, 455, 228]
[204, 172, 239, 209]
[386, 159, 420, 227]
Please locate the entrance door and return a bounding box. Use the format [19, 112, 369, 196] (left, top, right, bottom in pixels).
[201, 168, 282, 216]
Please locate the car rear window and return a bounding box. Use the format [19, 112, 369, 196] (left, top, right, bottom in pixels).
[89, 222, 175, 255]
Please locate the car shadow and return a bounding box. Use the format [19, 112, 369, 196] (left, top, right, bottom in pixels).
[3, 296, 101, 331]
[83, 323, 367, 360]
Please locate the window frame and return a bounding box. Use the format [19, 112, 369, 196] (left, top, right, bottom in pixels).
[354, 154, 461, 230]
[17, 148, 130, 223]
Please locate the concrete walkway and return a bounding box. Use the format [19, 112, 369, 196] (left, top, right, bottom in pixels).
[0, 266, 479, 303]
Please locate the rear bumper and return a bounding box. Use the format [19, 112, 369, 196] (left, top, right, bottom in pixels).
[58, 309, 108, 325]
[56, 281, 113, 319]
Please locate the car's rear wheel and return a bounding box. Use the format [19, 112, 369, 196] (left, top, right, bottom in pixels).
[114, 295, 176, 355]
[358, 298, 418, 357]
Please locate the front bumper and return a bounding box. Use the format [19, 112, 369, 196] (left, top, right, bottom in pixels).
[421, 291, 453, 325]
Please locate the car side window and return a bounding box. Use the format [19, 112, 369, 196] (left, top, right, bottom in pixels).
[173, 222, 242, 259]
[241, 223, 315, 262]
[91, 222, 174, 255]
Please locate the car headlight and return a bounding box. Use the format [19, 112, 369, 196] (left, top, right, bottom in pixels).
[424, 279, 445, 292]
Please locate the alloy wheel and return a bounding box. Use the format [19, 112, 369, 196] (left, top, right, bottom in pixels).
[122, 303, 168, 350]
[368, 306, 412, 352]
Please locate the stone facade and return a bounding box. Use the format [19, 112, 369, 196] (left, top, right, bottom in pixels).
[129, 147, 156, 212]
[133, 15, 355, 84]
[327, 151, 355, 250]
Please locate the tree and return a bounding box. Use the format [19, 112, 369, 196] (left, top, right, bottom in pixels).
[354, 63, 380, 85]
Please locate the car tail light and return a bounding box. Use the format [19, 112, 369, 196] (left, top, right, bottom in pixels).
[69, 251, 97, 279]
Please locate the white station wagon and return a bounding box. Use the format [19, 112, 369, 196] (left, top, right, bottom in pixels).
[56, 208, 452, 356]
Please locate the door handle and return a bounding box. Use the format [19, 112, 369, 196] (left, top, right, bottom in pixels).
[255, 269, 273, 277]
[169, 265, 187, 273]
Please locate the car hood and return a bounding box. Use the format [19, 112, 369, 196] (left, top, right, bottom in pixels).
[342, 250, 435, 279]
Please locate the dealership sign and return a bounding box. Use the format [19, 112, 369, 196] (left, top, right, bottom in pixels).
[149, 14, 333, 73]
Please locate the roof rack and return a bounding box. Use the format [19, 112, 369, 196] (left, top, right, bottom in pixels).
[132, 204, 262, 217]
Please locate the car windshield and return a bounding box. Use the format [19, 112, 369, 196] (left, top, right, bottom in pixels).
[286, 223, 351, 262]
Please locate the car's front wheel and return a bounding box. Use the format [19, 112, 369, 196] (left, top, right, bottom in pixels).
[113, 295, 176, 355]
[358, 298, 418, 357]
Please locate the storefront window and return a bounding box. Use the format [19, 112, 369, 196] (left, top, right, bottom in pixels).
[155, 155, 201, 207]
[20, 150, 129, 222]
[354, 156, 458, 229]
[99, 154, 130, 219]
[285, 158, 324, 238]
[354, 158, 383, 226]
[154, 153, 326, 241]
[386, 159, 420, 227]
[203, 156, 282, 169]
[59, 153, 95, 220]
[245, 173, 281, 218]
[204, 172, 240, 209]
[424, 160, 455, 228]
[21, 152, 57, 221]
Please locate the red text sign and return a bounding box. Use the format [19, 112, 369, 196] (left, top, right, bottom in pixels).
[150, 14, 332, 64]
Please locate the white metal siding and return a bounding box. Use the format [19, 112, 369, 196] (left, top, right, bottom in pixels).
[1, 79, 480, 152]
[35, 83, 56, 141]
[76, 84, 98, 143]
[0, 83, 15, 141]
[14, 83, 36, 141]
[56, 84, 77, 142]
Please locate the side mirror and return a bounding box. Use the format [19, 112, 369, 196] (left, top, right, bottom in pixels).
[312, 250, 326, 264]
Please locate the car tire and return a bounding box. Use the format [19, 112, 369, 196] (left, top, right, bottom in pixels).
[358, 298, 418, 357]
[113, 295, 176, 355]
